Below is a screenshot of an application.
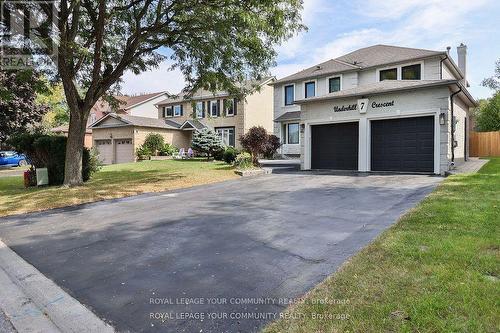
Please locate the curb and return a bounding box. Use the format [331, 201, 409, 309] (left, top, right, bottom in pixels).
[0, 240, 115, 333]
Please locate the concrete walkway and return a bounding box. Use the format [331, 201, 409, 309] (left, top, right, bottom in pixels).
[449, 158, 488, 174]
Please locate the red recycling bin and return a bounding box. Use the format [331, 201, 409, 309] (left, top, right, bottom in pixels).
[23, 170, 31, 188]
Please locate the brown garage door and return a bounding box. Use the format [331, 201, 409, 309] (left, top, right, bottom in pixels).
[95, 139, 112, 165]
[115, 139, 134, 164]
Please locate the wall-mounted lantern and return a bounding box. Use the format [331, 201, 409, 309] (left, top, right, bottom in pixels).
[439, 112, 446, 125]
[300, 123, 305, 133]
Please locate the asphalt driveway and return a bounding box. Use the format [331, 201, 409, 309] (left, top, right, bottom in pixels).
[0, 172, 441, 332]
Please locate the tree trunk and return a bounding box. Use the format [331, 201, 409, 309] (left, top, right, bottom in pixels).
[63, 104, 89, 186]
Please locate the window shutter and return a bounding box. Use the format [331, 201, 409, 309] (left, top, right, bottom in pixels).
[217, 100, 221, 117]
[222, 99, 226, 116]
[162, 107, 166, 118]
[202, 101, 206, 118]
[233, 98, 238, 115]
[180, 105, 183, 116]
[192, 103, 196, 118]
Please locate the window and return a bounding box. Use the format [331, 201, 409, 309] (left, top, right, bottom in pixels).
[173, 105, 182, 117]
[287, 123, 299, 144]
[210, 100, 218, 117]
[165, 106, 173, 117]
[195, 102, 203, 118]
[379, 68, 397, 81]
[305, 81, 315, 98]
[328, 77, 341, 93]
[402, 64, 421, 80]
[284, 84, 294, 106]
[224, 99, 234, 116]
[216, 127, 235, 146]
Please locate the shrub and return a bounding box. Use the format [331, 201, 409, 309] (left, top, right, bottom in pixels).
[234, 152, 253, 169]
[192, 129, 224, 160]
[136, 146, 152, 160]
[143, 133, 164, 155]
[159, 143, 177, 156]
[240, 126, 282, 165]
[263, 134, 281, 159]
[223, 146, 238, 164]
[8, 133, 98, 185]
[83, 148, 102, 182]
[213, 147, 225, 161]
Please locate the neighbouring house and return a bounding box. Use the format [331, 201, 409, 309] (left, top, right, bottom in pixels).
[90, 113, 192, 165]
[89, 78, 274, 164]
[51, 125, 93, 148]
[272, 44, 477, 175]
[155, 77, 274, 150]
[51, 92, 168, 148]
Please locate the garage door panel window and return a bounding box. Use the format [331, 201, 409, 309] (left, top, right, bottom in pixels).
[287, 123, 299, 144]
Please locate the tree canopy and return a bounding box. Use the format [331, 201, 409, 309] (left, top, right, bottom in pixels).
[474, 93, 500, 132]
[2, 0, 305, 185]
[0, 69, 49, 145]
[481, 59, 500, 92]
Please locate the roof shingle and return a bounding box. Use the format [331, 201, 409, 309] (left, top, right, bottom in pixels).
[274, 45, 445, 84]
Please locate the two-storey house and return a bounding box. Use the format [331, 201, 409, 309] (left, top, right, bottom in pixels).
[90, 78, 273, 164]
[155, 77, 274, 150]
[272, 44, 477, 175]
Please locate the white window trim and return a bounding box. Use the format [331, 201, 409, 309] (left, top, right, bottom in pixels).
[303, 79, 317, 99]
[210, 100, 218, 117]
[173, 104, 182, 117]
[216, 127, 235, 146]
[325, 74, 343, 94]
[195, 101, 203, 119]
[225, 99, 235, 116]
[376, 61, 425, 82]
[283, 83, 296, 107]
[285, 122, 300, 145]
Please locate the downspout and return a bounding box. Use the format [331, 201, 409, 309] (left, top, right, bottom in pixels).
[450, 85, 462, 164]
[440, 54, 448, 79]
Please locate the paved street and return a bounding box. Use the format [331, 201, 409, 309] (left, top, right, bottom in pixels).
[0, 172, 441, 332]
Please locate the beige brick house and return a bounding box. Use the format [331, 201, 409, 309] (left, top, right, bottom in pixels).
[90, 78, 274, 164]
[155, 77, 274, 150]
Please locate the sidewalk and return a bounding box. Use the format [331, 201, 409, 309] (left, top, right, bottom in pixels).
[449, 157, 489, 174]
[0, 240, 115, 333]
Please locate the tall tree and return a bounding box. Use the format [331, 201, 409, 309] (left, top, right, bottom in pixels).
[481, 59, 500, 91]
[4, 0, 305, 185]
[0, 69, 48, 145]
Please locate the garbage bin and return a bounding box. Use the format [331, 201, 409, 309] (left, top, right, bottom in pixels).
[23, 170, 31, 188]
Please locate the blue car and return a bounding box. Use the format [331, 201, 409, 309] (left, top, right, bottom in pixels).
[0, 151, 28, 167]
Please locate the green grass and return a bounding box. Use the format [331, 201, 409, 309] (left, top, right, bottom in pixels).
[0, 159, 237, 217]
[264, 158, 500, 333]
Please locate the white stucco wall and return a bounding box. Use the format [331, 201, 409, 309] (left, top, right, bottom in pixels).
[299, 87, 451, 174]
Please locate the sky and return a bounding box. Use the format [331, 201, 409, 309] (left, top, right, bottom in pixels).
[121, 0, 500, 100]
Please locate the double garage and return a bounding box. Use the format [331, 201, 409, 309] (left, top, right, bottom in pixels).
[310, 116, 435, 173]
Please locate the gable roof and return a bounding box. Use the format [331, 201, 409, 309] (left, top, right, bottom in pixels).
[120, 92, 167, 110]
[156, 77, 274, 106]
[89, 113, 180, 130]
[273, 45, 446, 85]
[180, 119, 208, 130]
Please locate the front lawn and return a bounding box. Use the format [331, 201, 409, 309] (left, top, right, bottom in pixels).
[264, 158, 499, 333]
[0, 159, 238, 217]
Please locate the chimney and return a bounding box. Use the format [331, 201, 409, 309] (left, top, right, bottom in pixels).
[457, 43, 467, 82]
